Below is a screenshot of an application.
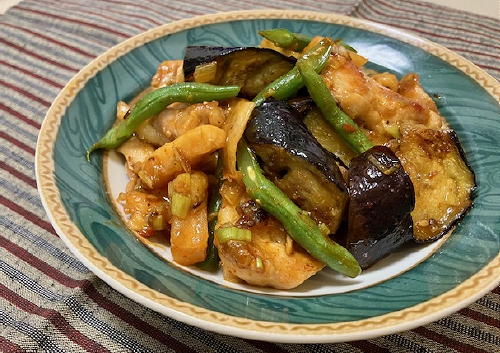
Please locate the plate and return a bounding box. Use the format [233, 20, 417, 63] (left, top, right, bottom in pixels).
[36, 10, 500, 343]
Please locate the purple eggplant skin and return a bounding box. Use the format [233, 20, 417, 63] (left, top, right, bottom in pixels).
[346, 145, 415, 269]
[245, 100, 348, 233]
[183, 46, 243, 76]
[245, 100, 346, 192]
[183, 46, 295, 98]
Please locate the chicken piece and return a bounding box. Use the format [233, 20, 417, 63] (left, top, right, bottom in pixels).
[218, 219, 324, 289]
[398, 73, 448, 129]
[136, 102, 226, 146]
[151, 60, 184, 88]
[216, 180, 324, 290]
[156, 101, 226, 140]
[398, 73, 446, 129]
[321, 50, 445, 142]
[138, 125, 226, 189]
[136, 119, 171, 147]
[398, 73, 438, 113]
[168, 172, 209, 266]
[117, 137, 154, 174]
[170, 202, 208, 265]
[371, 72, 399, 91]
[118, 190, 170, 237]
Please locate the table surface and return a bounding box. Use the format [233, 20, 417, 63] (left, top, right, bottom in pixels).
[1, 0, 499, 352]
[0, 0, 498, 17]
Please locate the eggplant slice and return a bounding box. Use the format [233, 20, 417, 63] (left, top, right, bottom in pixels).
[245, 100, 348, 234]
[184, 46, 295, 99]
[395, 127, 476, 242]
[346, 146, 415, 269]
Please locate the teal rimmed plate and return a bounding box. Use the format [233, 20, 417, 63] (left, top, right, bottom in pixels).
[36, 10, 500, 343]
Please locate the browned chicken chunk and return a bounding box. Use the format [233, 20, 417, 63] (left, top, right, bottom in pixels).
[216, 180, 324, 289]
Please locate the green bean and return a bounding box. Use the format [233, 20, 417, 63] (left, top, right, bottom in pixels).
[197, 152, 223, 272]
[252, 39, 332, 106]
[297, 60, 373, 154]
[259, 28, 357, 53]
[259, 28, 312, 52]
[86, 83, 240, 160]
[236, 141, 361, 278]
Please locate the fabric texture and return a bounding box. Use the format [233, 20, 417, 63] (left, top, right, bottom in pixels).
[0, 0, 498, 352]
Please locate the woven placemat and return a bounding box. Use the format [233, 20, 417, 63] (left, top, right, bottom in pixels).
[0, 0, 498, 352]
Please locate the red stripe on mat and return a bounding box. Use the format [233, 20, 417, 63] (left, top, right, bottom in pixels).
[244, 340, 291, 353]
[0, 234, 201, 352]
[0, 79, 51, 107]
[0, 131, 36, 155]
[147, 0, 206, 16]
[414, 326, 490, 353]
[56, 0, 163, 26]
[446, 47, 500, 62]
[460, 308, 500, 328]
[0, 59, 63, 89]
[360, 2, 500, 52]
[282, 0, 355, 11]
[476, 63, 500, 73]
[0, 38, 78, 73]
[15, 6, 130, 39]
[0, 22, 95, 59]
[0, 283, 111, 353]
[89, 0, 180, 23]
[0, 336, 23, 353]
[38, 1, 148, 32]
[0, 161, 37, 188]
[92, 0, 162, 12]
[402, 0, 500, 33]
[373, 0, 500, 42]
[351, 340, 389, 352]
[0, 234, 86, 288]
[0, 102, 41, 130]
[315, 0, 355, 6]
[161, 0, 227, 12]
[81, 283, 199, 353]
[95, 0, 163, 26]
[0, 195, 56, 236]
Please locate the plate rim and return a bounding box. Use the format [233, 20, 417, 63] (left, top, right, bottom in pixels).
[35, 9, 500, 343]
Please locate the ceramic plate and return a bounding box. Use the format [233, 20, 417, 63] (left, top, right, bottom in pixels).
[36, 10, 500, 343]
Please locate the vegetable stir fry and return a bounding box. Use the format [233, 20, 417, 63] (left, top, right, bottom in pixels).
[88, 28, 475, 289]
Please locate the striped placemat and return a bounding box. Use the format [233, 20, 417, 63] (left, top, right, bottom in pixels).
[0, 0, 498, 352]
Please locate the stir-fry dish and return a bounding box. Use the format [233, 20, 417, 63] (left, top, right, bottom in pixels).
[88, 29, 475, 289]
